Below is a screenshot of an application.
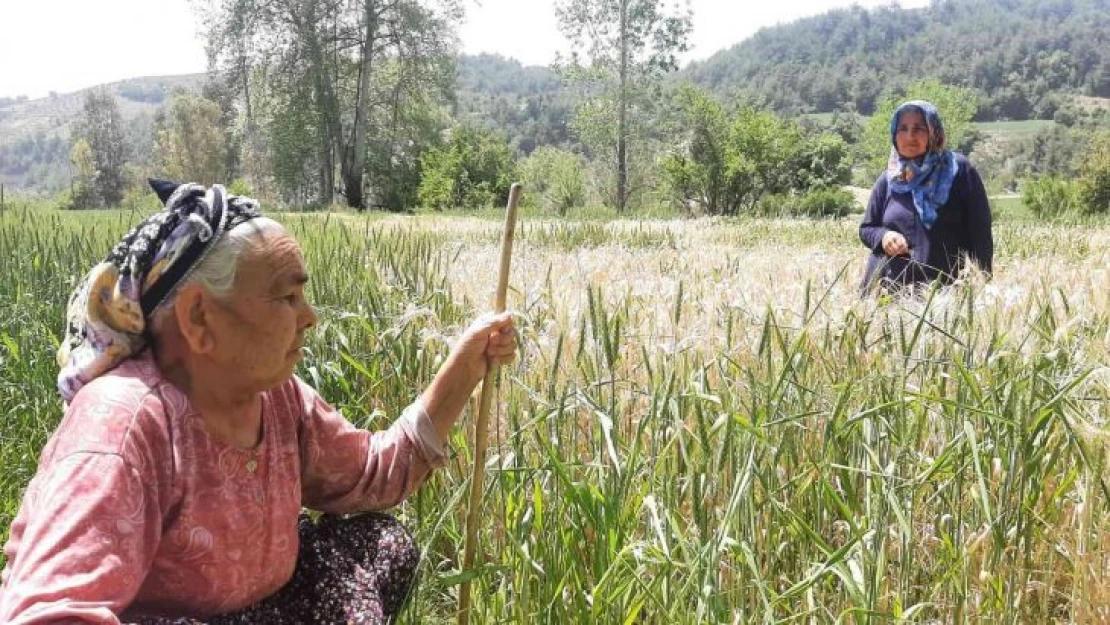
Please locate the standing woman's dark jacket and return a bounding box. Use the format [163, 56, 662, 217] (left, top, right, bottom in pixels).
[859, 100, 994, 294]
[859, 153, 993, 290]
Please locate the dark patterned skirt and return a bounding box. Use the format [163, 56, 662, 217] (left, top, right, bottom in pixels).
[130, 513, 419, 625]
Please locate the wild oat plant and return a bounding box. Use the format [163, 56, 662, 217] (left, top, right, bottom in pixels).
[1, 204, 1108, 623]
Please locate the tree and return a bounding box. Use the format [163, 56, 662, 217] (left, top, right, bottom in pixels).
[352, 10, 457, 210]
[555, 0, 692, 212]
[69, 139, 96, 209]
[73, 91, 128, 207]
[786, 133, 852, 193]
[153, 92, 228, 185]
[862, 79, 979, 173]
[720, 106, 805, 213]
[828, 110, 864, 145]
[1027, 125, 1086, 177]
[519, 146, 586, 215]
[660, 85, 730, 213]
[663, 85, 851, 216]
[417, 124, 515, 210]
[364, 83, 451, 210]
[201, 0, 461, 208]
[202, 77, 244, 182]
[1077, 130, 1110, 213]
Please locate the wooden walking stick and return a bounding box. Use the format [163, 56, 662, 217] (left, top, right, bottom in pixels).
[457, 182, 522, 625]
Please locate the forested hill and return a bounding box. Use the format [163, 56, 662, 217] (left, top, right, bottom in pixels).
[453, 54, 571, 153]
[455, 54, 561, 99]
[683, 0, 1110, 120]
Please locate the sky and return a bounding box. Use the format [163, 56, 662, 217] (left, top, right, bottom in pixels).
[0, 0, 929, 100]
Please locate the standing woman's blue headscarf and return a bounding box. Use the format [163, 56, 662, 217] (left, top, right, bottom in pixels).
[887, 100, 959, 229]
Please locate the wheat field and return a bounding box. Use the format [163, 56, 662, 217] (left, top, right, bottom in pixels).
[1, 203, 1108, 623]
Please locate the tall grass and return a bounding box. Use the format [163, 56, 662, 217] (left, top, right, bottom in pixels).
[1, 203, 1108, 623]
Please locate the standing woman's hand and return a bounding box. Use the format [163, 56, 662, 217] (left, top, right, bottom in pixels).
[882, 231, 910, 257]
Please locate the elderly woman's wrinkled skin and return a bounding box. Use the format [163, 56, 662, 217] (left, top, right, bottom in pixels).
[153, 231, 317, 449]
[154, 229, 516, 451]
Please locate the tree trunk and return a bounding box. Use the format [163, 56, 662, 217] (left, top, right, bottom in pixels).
[240, 55, 252, 126]
[617, 0, 629, 213]
[313, 70, 337, 205]
[343, 0, 379, 209]
[297, 0, 339, 205]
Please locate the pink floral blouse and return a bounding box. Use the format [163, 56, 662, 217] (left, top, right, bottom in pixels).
[0, 352, 447, 624]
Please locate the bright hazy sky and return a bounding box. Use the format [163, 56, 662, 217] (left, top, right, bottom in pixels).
[1, 0, 928, 100]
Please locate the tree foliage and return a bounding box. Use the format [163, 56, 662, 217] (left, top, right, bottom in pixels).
[417, 124, 515, 210]
[1021, 175, 1083, 218]
[153, 92, 228, 185]
[662, 86, 851, 216]
[68, 139, 96, 209]
[364, 84, 451, 210]
[684, 0, 1110, 121]
[1077, 130, 1110, 213]
[519, 146, 586, 215]
[1021, 129, 1110, 216]
[202, 0, 461, 208]
[72, 91, 128, 207]
[555, 0, 692, 211]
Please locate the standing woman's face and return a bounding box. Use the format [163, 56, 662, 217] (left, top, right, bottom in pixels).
[894, 110, 930, 160]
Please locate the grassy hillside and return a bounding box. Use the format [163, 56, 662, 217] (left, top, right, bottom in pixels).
[973, 119, 1057, 140]
[0, 74, 207, 193]
[0, 74, 206, 145]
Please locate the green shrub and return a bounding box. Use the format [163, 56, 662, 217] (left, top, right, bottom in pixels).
[752, 193, 791, 217]
[418, 125, 515, 210]
[1022, 176, 1082, 218]
[1077, 132, 1110, 214]
[752, 187, 856, 218]
[519, 147, 586, 216]
[796, 187, 857, 218]
[663, 86, 851, 216]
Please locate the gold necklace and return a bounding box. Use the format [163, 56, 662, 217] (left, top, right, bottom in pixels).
[246, 448, 260, 475]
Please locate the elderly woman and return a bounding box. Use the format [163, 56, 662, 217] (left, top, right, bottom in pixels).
[859, 100, 994, 294]
[0, 181, 516, 624]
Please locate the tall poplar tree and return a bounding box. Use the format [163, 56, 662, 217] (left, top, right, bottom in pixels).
[73, 91, 128, 207]
[555, 0, 691, 211]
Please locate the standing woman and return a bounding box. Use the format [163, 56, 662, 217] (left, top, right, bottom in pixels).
[859, 100, 993, 294]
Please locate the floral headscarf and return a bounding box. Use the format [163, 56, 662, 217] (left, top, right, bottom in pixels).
[886, 100, 959, 229]
[56, 180, 261, 402]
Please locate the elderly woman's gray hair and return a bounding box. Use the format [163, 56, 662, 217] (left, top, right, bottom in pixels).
[149, 216, 287, 331]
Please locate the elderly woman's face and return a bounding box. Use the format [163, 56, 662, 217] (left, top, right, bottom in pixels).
[895, 110, 930, 160]
[207, 232, 317, 391]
